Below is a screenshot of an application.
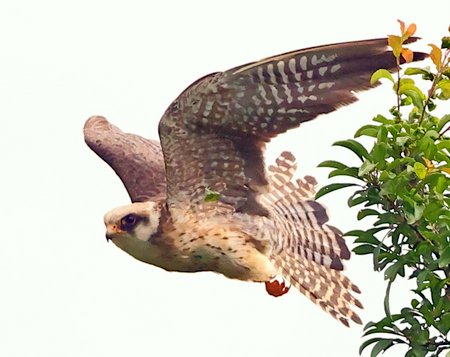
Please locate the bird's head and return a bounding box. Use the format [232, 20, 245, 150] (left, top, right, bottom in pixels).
[103, 201, 161, 244]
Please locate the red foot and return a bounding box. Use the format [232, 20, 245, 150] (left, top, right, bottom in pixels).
[265, 279, 290, 297]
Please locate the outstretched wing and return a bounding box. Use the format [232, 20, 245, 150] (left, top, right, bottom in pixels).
[84, 116, 166, 202]
[159, 38, 426, 214]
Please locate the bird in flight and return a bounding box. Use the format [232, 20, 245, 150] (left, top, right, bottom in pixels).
[84, 38, 425, 326]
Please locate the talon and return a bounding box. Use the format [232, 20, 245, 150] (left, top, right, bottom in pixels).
[265, 279, 290, 297]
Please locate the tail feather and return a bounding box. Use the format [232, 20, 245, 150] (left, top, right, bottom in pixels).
[266, 151, 316, 201]
[274, 253, 362, 326]
[264, 152, 362, 326]
[263, 152, 350, 269]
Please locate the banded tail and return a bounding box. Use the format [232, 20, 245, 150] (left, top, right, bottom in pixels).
[263, 152, 362, 326]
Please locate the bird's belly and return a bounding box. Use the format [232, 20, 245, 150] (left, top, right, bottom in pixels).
[165, 228, 276, 282]
[189, 245, 274, 281]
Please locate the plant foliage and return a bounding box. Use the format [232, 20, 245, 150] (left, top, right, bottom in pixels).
[317, 22, 450, 357]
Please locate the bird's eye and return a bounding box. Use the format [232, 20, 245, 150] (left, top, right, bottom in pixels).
[121, 214, 138, 230]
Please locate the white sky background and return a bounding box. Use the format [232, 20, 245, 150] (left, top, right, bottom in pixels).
[1, 1, 449, 356]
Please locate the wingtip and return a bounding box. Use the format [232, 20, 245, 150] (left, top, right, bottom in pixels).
[339, 317, 350, 327]
[279, 151, 296, 162]
[83, 115, 110, 132]
[351, 313, 363, 325]
[403, 36, 422, 44]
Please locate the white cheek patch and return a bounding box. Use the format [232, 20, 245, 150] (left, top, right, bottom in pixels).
[133, 210, 161, 242]
[134, 223, 155, 241]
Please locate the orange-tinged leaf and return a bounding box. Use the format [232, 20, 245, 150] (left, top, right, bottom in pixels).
[401, 48, 414, 63]
[423, 157, 435, 170]
[397, 19, 405, 34]
[406, 23, 416, 36]
[428, 44, 442, 70]
[388, 35, 403, 58]
[441, 167, 450, 175]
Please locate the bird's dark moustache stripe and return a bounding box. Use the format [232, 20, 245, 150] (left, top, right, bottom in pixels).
[148, 202, 169, 243]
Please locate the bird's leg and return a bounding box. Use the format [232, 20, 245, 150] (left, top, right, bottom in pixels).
[265, 277, 290, 297]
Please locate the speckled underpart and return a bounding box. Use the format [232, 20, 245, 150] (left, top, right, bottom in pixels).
[85, 37, 427, 327]
[161, 210, 276, 281]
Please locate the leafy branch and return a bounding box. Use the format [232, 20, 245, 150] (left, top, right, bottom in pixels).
[317, 22, 450, 357]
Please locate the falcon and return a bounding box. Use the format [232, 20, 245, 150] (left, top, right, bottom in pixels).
[84, 38, 425, 326]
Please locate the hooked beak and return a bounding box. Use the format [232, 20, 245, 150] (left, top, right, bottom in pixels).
[105, 224, 124, 242]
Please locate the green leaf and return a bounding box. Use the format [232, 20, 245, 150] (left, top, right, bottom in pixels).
[384, 280, 393, 317]
[353, 244, 375, 255]
[401, 307, 420, 326]
[362, 316, 403, 336]
[437, 79, 450, 100]
[430, 279, 445, 306]
[439, 312, 450, 335]
[427, 99, 437, 111]
[359, 338, 382, 355]
[399, 87, 424, 110]
[373, 115, 393, 124]
[355, 124, 379, 138]
[317, 160, 348, 170]
[415, 203, 425, 219]
[435, 151, 450, 163]
[436, 175, 448, 194]
[348, 194, 369, 207]
[396, 136, 409, 146]
[333, 139, 371, 162]
[404, 67, 434, 80]
[384, 261, 405, 281]
[404, 67, 429, 76]
[416, 270, 430, 290]
[347, 227, 389, 236]
[373, 240, 383, 271]
[204, 187, 221, 202]
[370, 69, 395, 85]
[442, 36, 450, 49]
[405, 203, 425, 224]
[357, 209, 380, 220]
[315, 183, 358, 200]
[410, 345, 427, 357]
[377, 125, 388, 143]
[396, 77, 416, 90]
[438, 246, 450, 268]
[411, 299, 419, 308]
[437, 139, 450, 150]
[379, 170, 395, 181]
[418, 135, 437, 159]
[418, 302, 435, 326]
[328, 167, 360, 179]
[437, 114, 450, 132]
[415, 329, 429, 345]
[354, 234, 382, 246]
[370, 339, 395, 357]
[379, 174, 409, 197]
[425, 129, 439, 139]
[413, 162, 427, 179]
[423, 201, 444, 221]
[372, 142, 388, 164]
[358, 160, 376, 177]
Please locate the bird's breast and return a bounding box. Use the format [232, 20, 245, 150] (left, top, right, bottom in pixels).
[163, 221, 276, 282]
